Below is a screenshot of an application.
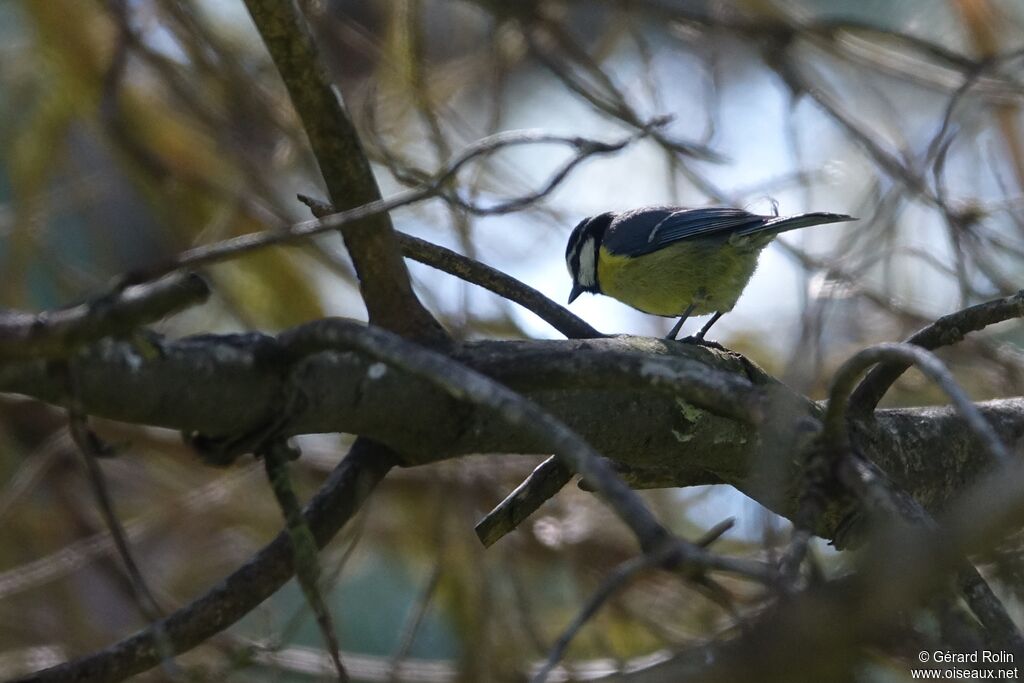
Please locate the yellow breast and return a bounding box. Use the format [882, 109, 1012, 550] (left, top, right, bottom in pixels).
[596, 241, 764, 316]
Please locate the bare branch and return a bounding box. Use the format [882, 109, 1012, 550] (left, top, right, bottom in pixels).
[7, 329, 1019, 535]
[242, 0, 443, 342]
[474, 456, 572, 547]
[529, 544, 691, 683]
[387, 562, 442, 683]
[834, 455, 1023, 652]
[472, 345, 769, 546]
[826, 342, 1011, 464]
[298, 194, 603, 340]
[68, 415, 182, 680]
[523, 17, 726, 165]
[531, 522, 757, 683]
[260, 440, 347, 681]
[277, 319, 672, 551]
[0, 273, 208, 361]
[850, 290, 1024, 415]
[397, 232, 601, 338]
[644, 457, 1024, 683]
[820, 343, 1019, 647]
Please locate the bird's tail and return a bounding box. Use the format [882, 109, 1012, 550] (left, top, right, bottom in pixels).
[751, 212, 856, 236]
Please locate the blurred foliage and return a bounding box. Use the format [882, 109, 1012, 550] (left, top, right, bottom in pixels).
[2, 0, 1024, 681]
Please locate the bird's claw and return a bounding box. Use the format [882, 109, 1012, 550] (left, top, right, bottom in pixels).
[678, 335, 727, 351]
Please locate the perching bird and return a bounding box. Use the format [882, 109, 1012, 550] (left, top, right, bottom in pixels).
[565, 206, 855, 340]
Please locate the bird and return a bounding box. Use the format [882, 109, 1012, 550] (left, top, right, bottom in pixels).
[565, 206, 855, 341]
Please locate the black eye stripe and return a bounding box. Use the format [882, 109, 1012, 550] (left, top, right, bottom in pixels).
[566, 234, 583, 273]
[566, 212, 612, 280]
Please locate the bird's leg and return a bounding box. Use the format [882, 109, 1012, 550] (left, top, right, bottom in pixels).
[695, 311, 725, 340]
[678, 311, 727, 350]
[666, 303, 696, 340]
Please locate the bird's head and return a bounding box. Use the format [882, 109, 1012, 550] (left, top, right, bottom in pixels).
[565, 212, 614, 303]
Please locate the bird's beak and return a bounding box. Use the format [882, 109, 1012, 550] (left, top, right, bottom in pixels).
[568, 283, 584, 304]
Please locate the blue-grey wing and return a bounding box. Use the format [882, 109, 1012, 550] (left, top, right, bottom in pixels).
[601, 207, 854, 257]
[602, 207, 765, 257]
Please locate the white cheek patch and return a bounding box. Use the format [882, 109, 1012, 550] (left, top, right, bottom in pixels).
[577, 238, 597, 287]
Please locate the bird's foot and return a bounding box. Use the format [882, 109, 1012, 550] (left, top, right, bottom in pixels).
[677, 335, 727, 351]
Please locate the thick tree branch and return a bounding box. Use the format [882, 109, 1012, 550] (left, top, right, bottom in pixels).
[277, 319, 672, 551]
[2, 331, 1020, 540]
[472, 341, 769, 545]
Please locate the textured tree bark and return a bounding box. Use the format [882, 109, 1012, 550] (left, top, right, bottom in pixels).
[3, 331, 1020, 542]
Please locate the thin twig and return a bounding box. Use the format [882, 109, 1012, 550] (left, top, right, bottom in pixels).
[0, 431, 68, 522]
[524, 18, 725, 164]
[260, 439, 348, 681]
[387, 562, 442, 683]
[298, 194, 602, 340]
[68, 414, 182, 680]
[530, 551, 662, 683]
[531, 526, 762, 683]
[120, 126, 661, 288]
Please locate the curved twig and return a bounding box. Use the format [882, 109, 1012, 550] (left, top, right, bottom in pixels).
[68, 415, 182, 680]
[523, 18, 726, 165]
[827, 342, 1010, 464]
[119, 126, 659, 289]
[821, 344, 1019, 647]
[260, 440, 347, 681]
[298, 194, 602, 340]
[531, 525, 768, 683]
[397, 232, 602, 338]
[277, 319, 671, 551]
[849, 290, 1024, 415]
[530, 547, 672, 683]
